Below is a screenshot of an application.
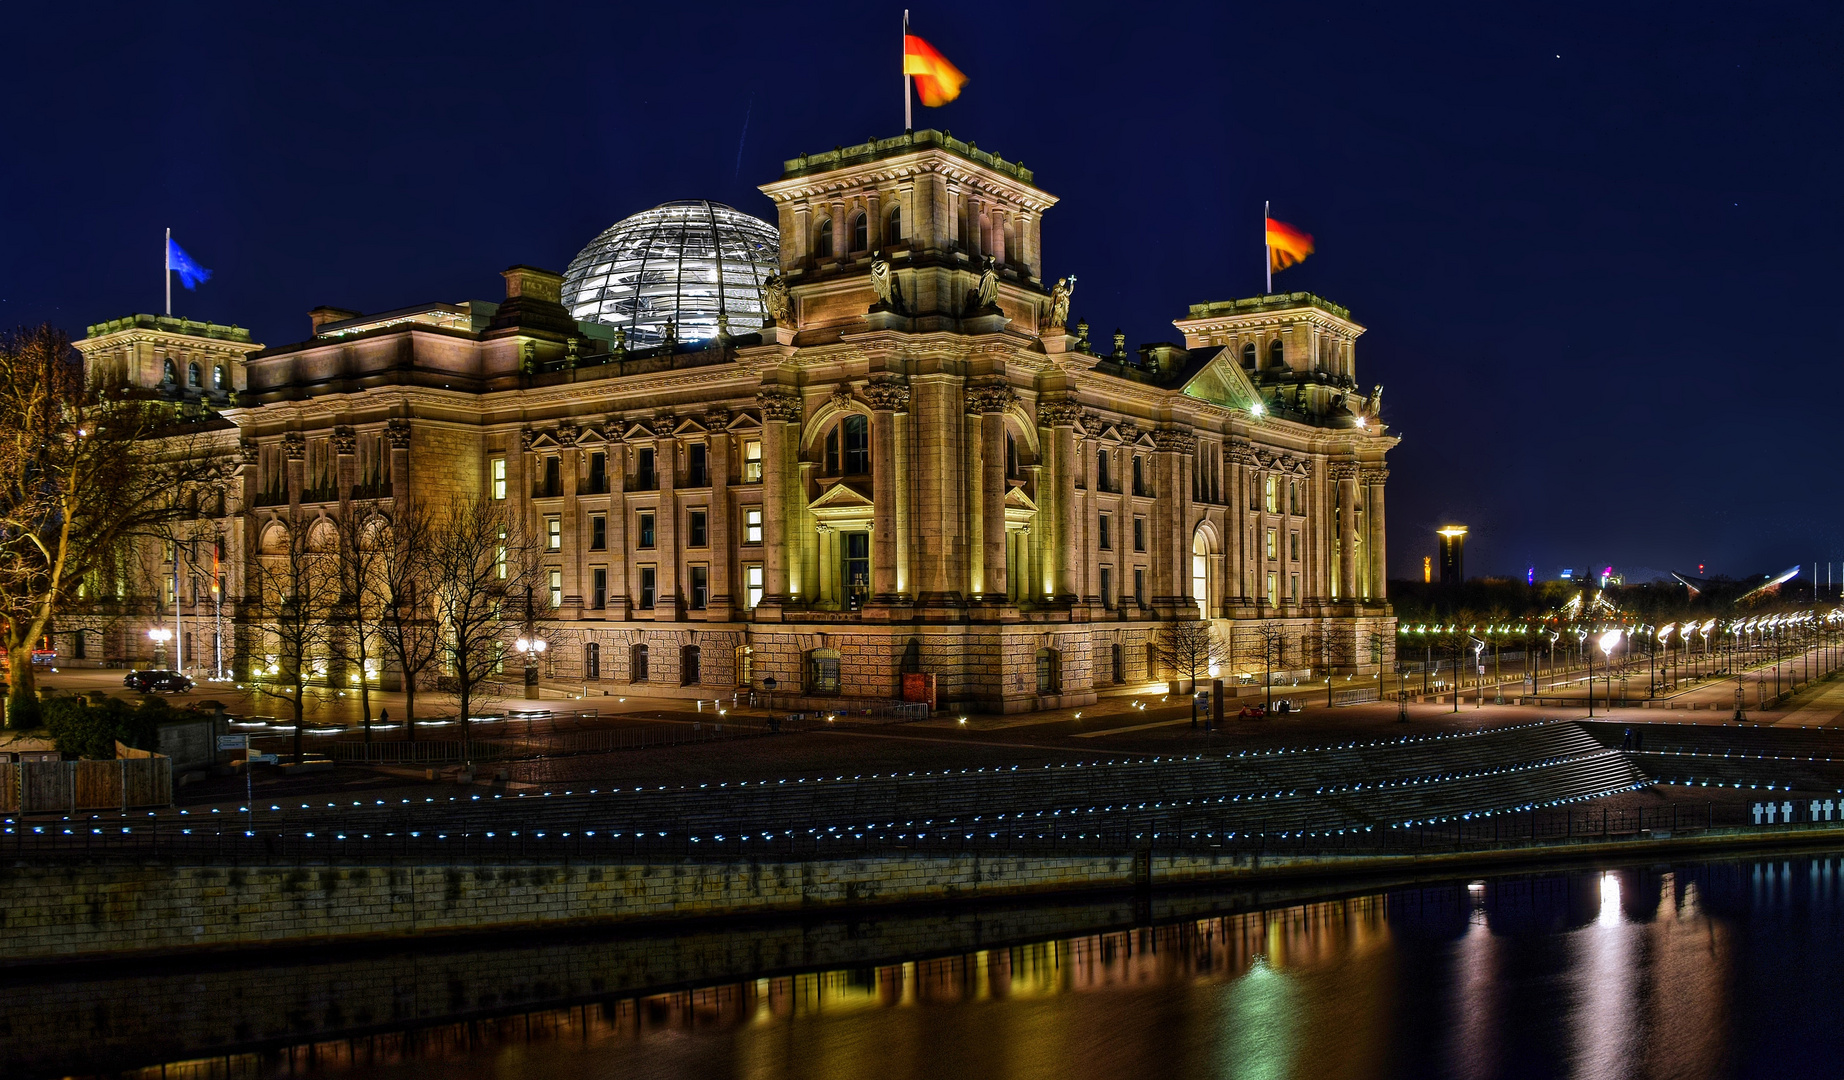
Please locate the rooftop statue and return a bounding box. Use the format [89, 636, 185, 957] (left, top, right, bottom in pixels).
[870, 252, 903, 312]
[762, 273, 792, 327]
[1046, 275, 1076, 329]
[974, 257, 999, 312]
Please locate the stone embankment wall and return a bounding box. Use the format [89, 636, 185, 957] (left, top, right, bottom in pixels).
[0, 854, 1151, 962]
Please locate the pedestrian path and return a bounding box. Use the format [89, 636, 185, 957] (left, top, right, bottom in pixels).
[1772, 677, 1844, 727]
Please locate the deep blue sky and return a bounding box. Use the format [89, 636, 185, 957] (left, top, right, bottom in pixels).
[6, 1, 1840, 582]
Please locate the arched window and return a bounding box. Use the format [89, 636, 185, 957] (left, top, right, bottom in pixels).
[631, 643, 649, 682]
[1268, 340, 1284, 368]
[213, 363, 226, 389]
[162, 358, 177, 384]
[886, 205, 902, 242]
[806, 648, 841, 694]
[186, 362, 202, 388]
[1036, 648, 1061, 694]
[1111, 642, 1125, 684]
[849, 212, 868, 253]
[1241, 343, 1257, 368]
[814, 219, 833, 260]
[1192, 527, 1212, 619]
[843, 415, 869, 474]
[681, 645, 701, 686]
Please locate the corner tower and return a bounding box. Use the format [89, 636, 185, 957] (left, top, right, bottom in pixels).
[758, 131, 1058, 335]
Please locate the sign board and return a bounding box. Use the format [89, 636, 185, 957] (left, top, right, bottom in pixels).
[216, 734, 249, 751]
[249, 753, 278, 764]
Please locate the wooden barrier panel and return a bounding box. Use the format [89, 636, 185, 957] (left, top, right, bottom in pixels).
[2, 758, 171, 813]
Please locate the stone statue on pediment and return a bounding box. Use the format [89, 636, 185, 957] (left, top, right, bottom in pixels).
[869, 252, 903, 312]
[1046, 275, 1076, 329]
[975, 257, 999, 311]
[762, 273, 792, 327]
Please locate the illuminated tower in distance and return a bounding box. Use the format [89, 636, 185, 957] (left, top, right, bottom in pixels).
[1437, 525, 1467, 588]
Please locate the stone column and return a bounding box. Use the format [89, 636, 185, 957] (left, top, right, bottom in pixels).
[969, 379, 1013, 601]
[1334, 463, 1360, 604]
[608, 437, 630, 618]
[281, 433, 305, 516]
[1148, 428, 1194, 613]
[331, 426, 356, 517]
[1040, 398, 1082, 602]
[757, 389, 802, 612]
[1364, 467, 1389, 602]
[706, 408, 733, 619]
[385, 420, 411, 505]
[1226, 446, 1252, 607]
[864, 376, 910, 603]
[652, 416, 680, 622]
[559, 425, 582, 612]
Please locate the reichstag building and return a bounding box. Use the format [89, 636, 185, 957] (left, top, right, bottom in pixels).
[76, 129, 1397, 712]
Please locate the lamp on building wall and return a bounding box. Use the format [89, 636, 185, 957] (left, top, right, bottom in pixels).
[147, 626, 172, 669]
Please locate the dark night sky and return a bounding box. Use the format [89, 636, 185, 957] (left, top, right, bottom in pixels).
[5, 1, 1841, 582]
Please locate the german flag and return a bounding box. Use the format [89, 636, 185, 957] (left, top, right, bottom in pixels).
[905, 34, 967, 107]
[1266, 217, 1314, 272]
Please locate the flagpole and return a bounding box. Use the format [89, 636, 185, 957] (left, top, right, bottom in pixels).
[1263, 201, 1271, 295]
[165, 227, 171, 316]
[903, 10, 912, 132]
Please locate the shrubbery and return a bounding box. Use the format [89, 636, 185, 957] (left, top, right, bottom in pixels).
[42, 696, 187, 759]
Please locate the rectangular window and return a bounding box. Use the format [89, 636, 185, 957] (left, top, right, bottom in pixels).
[1133, 516, 1145, 552]
[1267, 571, 1278, 606]
[1289, 480, 1302, 516]
[638, 511, 655, 549]
[744, 507, 763, 544]
[495, 527, 507, 579]
[1290, 573, 1301, 604]
[1265, 528, 1277, 561]
[592, 567, 607, 609]
[1096, 447, 1112, 491]
[588, 451, 607, 494]
[744, 564, 764, 609]
[1100, 566, 1113, 608]
[590, 514, 606, 551]
[690, 565, 709, 610]
[639, 566, 656, 609]
[547, 569, 562, 609]
[743, 439, 762, 483]
[585, 641, 600, 679]
[688, 443, 708, 487]
[1098, 513, 1112, 551]
[546, 516, 561, 551]
[688, 509, 708, 547]
[844, 420, 870, 475]
[636, 447, 656, 489]
[490, 457, 506, 500]
[1133, 567, 1146, 607]
[1132, 455, 1145, 497]
[1290, 531, 1300, 562]
[844, 531, 871, 605]
[539, 455, 560, 497]
[1264, 475, 1278, 514]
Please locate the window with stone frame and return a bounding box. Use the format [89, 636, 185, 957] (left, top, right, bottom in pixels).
[687, 443, 708, 487]
[585, 641, 600, 679]
[814, 219, 833, 259]
[631, 643, 649, 682]
[744, 508, 763, 544]
[742, 439, 763, 482]
[639, 566, 656, 609]
[590, 514, 606, 550]
[688, 509, 707, 547]
[1100, 566, 1113, 608]
[689, 565, 709, 610]
[1036, 648, 1061, 694]
[682, 645, 702, 685]
[638, 512, 655, 548]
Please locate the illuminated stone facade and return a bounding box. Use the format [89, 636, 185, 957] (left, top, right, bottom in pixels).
[75, 130, 1395, 712]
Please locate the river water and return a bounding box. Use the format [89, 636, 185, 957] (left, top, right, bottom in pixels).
[27, 853, 1844, 1080]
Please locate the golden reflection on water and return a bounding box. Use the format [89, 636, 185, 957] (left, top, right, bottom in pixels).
[122, 877, 1738, 1080]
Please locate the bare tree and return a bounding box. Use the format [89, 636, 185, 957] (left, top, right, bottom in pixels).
[0, 326, 228, 726]
[329, 501, 387, 742]
[245, 516, 340, 763]
[370, 497, 442, 742]
[429, 496, 546, 751]
[1151, 619, 1231, 693]
[1253, 621, 1287, 712]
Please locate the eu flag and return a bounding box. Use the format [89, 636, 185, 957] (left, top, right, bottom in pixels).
[167, 237, 212, 290]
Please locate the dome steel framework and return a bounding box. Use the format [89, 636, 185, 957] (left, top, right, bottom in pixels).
[561, 200, 780, 348]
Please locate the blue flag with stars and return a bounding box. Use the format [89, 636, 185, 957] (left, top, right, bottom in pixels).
[167, 236, 212, 290]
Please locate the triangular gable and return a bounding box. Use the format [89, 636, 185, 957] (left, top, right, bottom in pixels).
[672, 417, 709, 437]
[727, 412, 762, 432]
[1002, 485, 1039, 513]
[809, 480, 875, 511]
[1178, 346, 1260, 412]
[621, 422, 655, 442]
[527, 431, 563, 450]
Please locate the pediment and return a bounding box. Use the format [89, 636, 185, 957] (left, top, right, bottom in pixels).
[1003, 484, 1039, 512]
[1179, 346, 1260, 412]
[672, 417, 709, 437]
[809, 480, 875, 511]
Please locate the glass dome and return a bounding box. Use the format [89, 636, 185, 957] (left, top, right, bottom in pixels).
[561, 200, 781, 348]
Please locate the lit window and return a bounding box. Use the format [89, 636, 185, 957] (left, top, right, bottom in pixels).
[546, 517, 561, 551]
[547, 569, 562, 609]
[495, 528, 507, 579]
[491, 458, 506, 500]
[1267, 572, 1278, 606]
[1263, 475, 1278, 514]
[743, 439, 762, 482]
[744, 508, 762, 544]
[744, 564, 764, 609]
[1266, 528, 1277, 561]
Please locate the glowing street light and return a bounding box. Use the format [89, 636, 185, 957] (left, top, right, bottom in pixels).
[1598, 629, 1623, 714]
[515, 636, 546, 701]
[147, 625, 172, 669]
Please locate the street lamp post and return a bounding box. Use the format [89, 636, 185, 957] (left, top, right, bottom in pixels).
[147, 626, 172, 670]
[1598, 629, 1622, 715]
[514, 635, 547, 701]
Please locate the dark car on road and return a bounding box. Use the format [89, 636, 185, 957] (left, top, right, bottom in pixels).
[123, 669, 193, 693]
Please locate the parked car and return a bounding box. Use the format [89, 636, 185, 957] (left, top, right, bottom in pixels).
[1238, 704, 1267, 719]
[29, 649, 55, 665]
[124, 669, 193, 693]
